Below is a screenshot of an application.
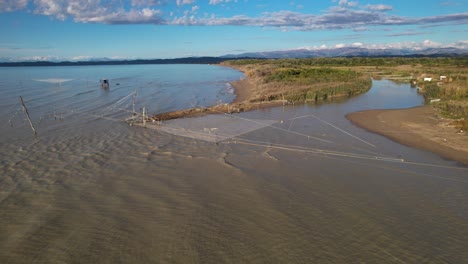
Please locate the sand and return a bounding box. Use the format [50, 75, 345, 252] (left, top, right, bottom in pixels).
[230, 78, 253, 103]
[347, 106, 468, 165]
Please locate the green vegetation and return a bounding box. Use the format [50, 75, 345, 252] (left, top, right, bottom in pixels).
[415, 70, 468, 119]
[223, 59, 373, 104]
[264, 68, 359, 83]
[422, 82, 442, 99]
[227, 57, 468, 67]
[435, 101, 468, 120]
[224, 57, 468, 120]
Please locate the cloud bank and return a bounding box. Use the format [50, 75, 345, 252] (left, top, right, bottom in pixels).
[0, 0, 467, 30]
[0, 0, 28, 12]
[299, 40, 468, 51]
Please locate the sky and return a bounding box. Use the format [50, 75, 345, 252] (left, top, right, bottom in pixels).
[0, 0, 467, 61]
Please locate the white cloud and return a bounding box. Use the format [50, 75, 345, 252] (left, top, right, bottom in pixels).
[209, 0, 234, 5]
[31, 0, 166, 24]
[80, 8, 164, 24]
[33, 0, 66, 20]
[338, 0, 358, 7]
[440, 1, 462, 7]
[176, 0, 195, 6]
[0, 0, 28, 12]
[300, 40, 468, 51]
[18, 55, 62, 62]
[131, 0, 167, 7]
[422, 39, 439, 47]
[365, 4, 393, 12]
[70, 55, 92, 61]
[0, 0, 466, 31]
[185, 9, 468, 31]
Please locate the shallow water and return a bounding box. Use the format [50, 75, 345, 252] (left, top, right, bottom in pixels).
[0, 66, 467, 263]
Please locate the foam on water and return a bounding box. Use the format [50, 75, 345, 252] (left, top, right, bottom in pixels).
[33, 78, 74, 83]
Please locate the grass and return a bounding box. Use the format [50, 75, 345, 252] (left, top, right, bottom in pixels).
[224, 57, 468, 121]
[222, 60, 372, 104]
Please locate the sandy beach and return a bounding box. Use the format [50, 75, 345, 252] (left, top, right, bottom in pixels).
[230, 78, 253, 103]
[347, 106, 468, 165]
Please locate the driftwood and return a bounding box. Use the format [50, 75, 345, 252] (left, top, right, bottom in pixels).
[19, 96, 37, 137]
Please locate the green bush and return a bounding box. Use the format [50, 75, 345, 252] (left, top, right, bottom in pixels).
[423, 83, 441, 99]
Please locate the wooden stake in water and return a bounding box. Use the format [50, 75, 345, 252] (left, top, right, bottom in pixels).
[132, 93, 136, 115]
[19, 96, 37, 137]
[142, 107, 146, 126]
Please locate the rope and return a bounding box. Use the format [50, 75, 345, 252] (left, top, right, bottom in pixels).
[210, 109, 334, 144]
[104, 91, 137, 112]
[293, 114, 376, 147]
[320, 150, 468, 183]
[226, 138, 403, 162]
[226, 137, 468, 171]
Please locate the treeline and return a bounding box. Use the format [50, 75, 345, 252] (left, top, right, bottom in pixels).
[3, 56, 467, 68]
[0, 57, 254, 67]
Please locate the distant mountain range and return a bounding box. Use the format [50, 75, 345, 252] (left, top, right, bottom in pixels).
[221, 47, 468, 59]
[1, 47, 466, 66]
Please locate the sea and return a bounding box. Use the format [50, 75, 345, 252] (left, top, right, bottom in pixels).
[0, 64, 467, 263]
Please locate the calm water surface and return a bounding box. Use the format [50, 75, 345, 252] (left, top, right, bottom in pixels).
[0, 65, 466, 263]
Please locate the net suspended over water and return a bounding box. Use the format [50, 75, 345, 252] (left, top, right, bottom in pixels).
[138, 114, 278, 143]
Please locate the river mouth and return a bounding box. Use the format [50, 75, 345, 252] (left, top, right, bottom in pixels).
[1, 68, 467, 263]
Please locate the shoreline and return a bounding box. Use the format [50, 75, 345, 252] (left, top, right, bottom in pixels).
[152, 64, 366, 121]
[152, 64, 467, 166]
[230, 78, 253, 104]
[346, 106, 468, 166]
[152, 72, 287, 121]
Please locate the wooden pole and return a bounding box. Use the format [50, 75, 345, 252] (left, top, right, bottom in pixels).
[19, 96, 37, 137]
[132, 93, 136, 115]
[142, 107, 146, 126]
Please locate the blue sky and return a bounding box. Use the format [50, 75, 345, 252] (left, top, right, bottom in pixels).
[0, 0, 467, 61]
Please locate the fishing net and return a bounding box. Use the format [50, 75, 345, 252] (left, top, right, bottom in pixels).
[142, 114, 277, 143]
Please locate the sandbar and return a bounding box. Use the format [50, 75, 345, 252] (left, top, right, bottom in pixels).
[346, 106, 468, 165]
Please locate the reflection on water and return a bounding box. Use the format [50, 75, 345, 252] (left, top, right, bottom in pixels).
[0, 66, 467, 263]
